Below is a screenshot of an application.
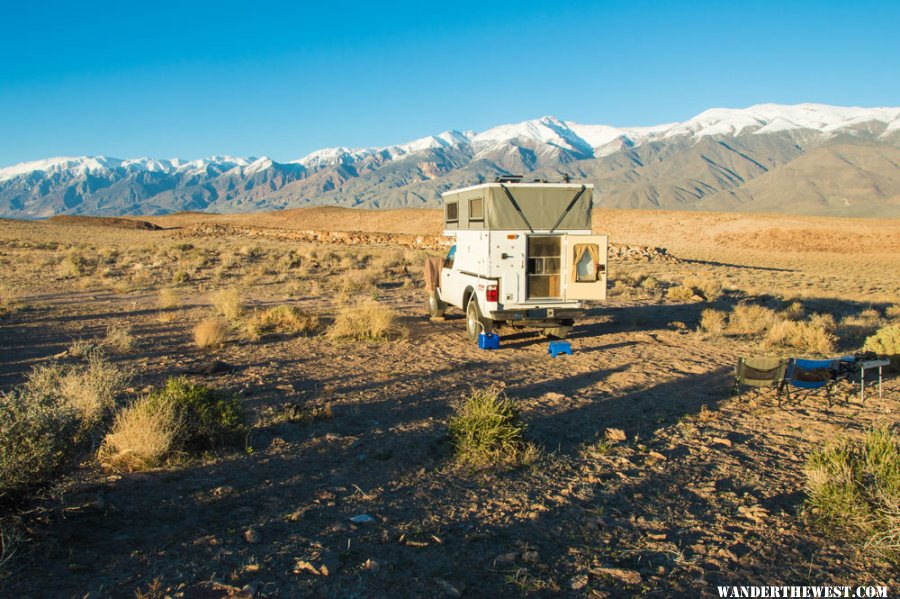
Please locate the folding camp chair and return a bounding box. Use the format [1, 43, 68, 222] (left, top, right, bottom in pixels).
[779, 358, 839, 407]
[732, 357, 789, 398]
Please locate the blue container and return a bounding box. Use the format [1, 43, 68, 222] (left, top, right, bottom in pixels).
[478, 332, 500, 350]
[548, 340, 572, 357]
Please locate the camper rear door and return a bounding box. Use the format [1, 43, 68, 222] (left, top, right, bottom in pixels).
[563, 234, 608, 301]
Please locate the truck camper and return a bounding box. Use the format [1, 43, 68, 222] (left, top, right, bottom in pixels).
[425, 177, 608, 343]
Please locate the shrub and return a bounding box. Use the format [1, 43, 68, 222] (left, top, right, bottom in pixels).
[158, 288, 181, 309]
[666, 284, 699, 303]
[339, 269, 378, 294]
[699, 308, 727, 336]
[449, 387, 536, 470]
[210, 288, 243, 321]
[245, 305, 320, 340]
[782, 301, 805, 321]
[98, 394, 179, 472]
[67, 338, 99, 358]
[328, 300, 398, 341]
[886, 305, 900, 320]
[99, 377, 245, 471]
[104, 324, 135, 353]
[763, 318, 837, 355]
[805, 426, 899, 561]
[148, 377, 244, 449]
[0, 388, 78, 500]
[682, 276, 723, 301]
[863, 324, 900, 371]
[194, 318, 228, 349]
[639, 276, 660, 291]
[727, 304, 777, 336]
[26, 351, 129, 435]
[172, 270, 190, 284]
[58, 250, 95, 278]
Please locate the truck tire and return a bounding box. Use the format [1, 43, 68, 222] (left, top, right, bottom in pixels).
[465, 297, 492, 342]
[427, 291, 446, 318]
[542, 326, 572, 339]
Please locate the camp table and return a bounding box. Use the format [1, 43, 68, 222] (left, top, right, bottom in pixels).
[856, 359, 889, 402]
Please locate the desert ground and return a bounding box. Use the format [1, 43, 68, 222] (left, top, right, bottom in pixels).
[0, 207, 898, 598]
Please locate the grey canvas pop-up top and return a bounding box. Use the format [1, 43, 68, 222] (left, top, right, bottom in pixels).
[442, 183, 593, 231]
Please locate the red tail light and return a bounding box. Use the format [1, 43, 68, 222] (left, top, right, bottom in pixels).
[486, 284, 498, 303]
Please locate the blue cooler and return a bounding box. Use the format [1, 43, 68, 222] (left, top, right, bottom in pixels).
[478, 332, 500, 350]
[548, 340, 572, 357]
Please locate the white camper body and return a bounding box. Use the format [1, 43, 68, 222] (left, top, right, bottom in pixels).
[428, 180, 608, 342]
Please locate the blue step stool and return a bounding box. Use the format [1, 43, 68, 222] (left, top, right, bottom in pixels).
[478, 332, 500, 350]
[548, 340, 572, 357]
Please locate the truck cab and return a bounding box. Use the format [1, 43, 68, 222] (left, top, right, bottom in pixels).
[426, 177, 608, 342]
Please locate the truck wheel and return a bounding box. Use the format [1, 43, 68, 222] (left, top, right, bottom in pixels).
[427, 291, 446, 318]
[542, 326, 572, 339]
[465, 297, 492, 342]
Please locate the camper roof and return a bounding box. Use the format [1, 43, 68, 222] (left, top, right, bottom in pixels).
[441, 181, 594, 197]
[442, 181, 594, 232]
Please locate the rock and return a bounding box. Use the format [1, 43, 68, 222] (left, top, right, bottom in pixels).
[647, 451, 667, 462]
[293, 551, 342, 576]
[435, 578, 465, 597]
[570, 574, 589, 590]
[363, 558, 384, 572]
[494, 551, 519, 565]
[647, 532, 667, 541]
[711, 437, 733, 448]
[318, 551, 342, 576]
[350, 514, 377, 524]
[738, 505, 769, 524]
[605, 428, 627, 443]
[243, 528, 262, 545]
[183, 581, 255, 598]
[593, 567, 642, 585]
[294, 560, 319, 576]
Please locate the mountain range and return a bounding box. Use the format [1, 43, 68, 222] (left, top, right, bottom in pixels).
[2, 103, 899, 219]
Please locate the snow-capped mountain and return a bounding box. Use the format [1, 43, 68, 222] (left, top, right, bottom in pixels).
[2, 103, 899, 218]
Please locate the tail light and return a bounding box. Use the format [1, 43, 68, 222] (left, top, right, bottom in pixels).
[486, 284, 498, 303]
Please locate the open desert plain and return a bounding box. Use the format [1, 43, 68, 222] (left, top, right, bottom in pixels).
[0, 206, 897, 597]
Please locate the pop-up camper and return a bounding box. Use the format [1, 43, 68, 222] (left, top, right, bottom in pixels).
[426, 177, 608, 342]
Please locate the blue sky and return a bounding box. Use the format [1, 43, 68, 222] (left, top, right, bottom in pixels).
[1, 0, 898, 166]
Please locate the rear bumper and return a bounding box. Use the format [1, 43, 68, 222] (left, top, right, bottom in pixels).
[489, 308, 584, 322]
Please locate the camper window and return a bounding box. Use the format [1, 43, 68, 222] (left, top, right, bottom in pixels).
[468, 198, 484, 221]
[573, 243, 600, 282]
[446, 202, 458, 222]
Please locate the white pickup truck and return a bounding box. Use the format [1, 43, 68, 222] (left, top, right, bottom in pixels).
[427, 178, 608, 343]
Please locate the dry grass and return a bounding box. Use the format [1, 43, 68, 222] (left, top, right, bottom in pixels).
[699, 308, 727, 336]
[681, 276, 723, 301]
[98, 395, 180, 472]
[157, 288, 181, 309]
[727, 304, 778, 336]
[104, 323, 135, 353]
[666, 284, 699, 302]
[194, 318, 229, 349]
[338, 268, 378, 294]
[328, 300, 399, 341]
[210, 288, 243, 321]
[763, 317, 837, 355]
[245, 305, 320, 340]
[26, 351, 130, 433]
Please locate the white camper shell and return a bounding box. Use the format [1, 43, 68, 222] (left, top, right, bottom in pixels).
[427, 179, 608, 342]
